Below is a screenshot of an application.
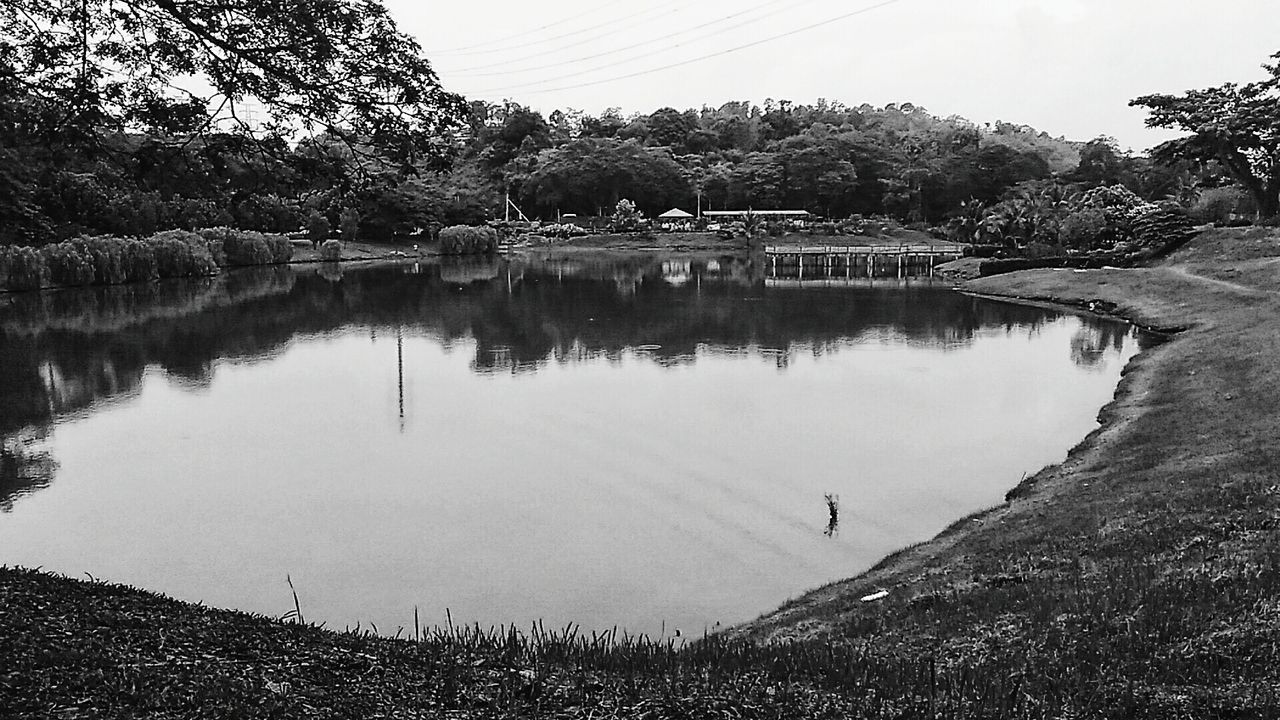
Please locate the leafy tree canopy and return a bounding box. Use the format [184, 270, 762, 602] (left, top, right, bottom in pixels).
[1132, 52, 1280, 218]
[0, 0, 466, 161]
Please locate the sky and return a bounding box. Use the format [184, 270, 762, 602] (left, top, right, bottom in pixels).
[384, 0, 1280, 153]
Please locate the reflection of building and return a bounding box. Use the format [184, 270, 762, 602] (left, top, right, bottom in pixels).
[439, 258, 501, 285]
[661, 261, 692, 286]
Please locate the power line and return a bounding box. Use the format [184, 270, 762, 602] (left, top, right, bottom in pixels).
[471, 0, 905, 97]
[430, 1, 685, 58]
[449, 0, 815, 79]
[424, 3, 618, 55]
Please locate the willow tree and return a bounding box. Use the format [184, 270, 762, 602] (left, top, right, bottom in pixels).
[0, 0, 465, 161]
[1132, 52, 1280, 220]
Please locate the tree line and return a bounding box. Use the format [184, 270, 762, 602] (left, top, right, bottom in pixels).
[1, 1, 1278, 250]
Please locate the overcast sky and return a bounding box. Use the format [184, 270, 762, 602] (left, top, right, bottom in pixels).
[386, 1, 1280, 152]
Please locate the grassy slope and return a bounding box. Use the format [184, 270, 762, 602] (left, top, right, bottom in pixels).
[732, 226, 1280, 710]
[4, 228, 1280, 718]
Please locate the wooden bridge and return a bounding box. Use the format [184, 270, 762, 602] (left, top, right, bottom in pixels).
[764, 243, 964, 280]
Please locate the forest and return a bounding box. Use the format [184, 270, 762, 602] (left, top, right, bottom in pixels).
[0, 1, 1275, 253]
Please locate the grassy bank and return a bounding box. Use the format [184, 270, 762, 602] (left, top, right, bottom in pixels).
[732, 226, 1280, 712]
[4, 228, 1280, 717]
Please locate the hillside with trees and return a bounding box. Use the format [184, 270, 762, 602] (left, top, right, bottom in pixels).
[1, 3, 1275, 259]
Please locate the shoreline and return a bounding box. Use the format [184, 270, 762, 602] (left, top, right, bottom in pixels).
[4, 227, 1279, 715]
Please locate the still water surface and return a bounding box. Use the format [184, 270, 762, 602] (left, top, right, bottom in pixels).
[0, 255, 1144, 635]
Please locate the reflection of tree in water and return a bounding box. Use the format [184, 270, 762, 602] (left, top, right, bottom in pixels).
[1070, 323, 1130, 369]
[0, 258, 1125, 507]
[0, 430, 57, 513]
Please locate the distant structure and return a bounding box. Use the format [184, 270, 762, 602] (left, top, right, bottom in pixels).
[657, 207, 695, 230]
[702, 210, 813, 227]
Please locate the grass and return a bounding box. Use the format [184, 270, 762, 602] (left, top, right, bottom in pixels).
[4, 226, 1280, 717]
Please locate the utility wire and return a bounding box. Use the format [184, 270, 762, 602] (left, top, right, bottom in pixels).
[449, 0, 815, 78]
[472, 0, 905, 97]
[430, 1, 684, 58]
[424, 3, 617, 55]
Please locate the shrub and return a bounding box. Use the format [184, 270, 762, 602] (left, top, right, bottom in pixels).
[122, 240, 159, 282]
[339, 208, 361, 240]
[6, 247, 50, 291]
[0, 246, 12, 290]
[320, 239, 343, 261]
[610, 199, 643, 232]
[765, 221, 785, 237]
[195, 227, 289, 265]
[307, 210, 331, 243]
[72, 236, 128, 285]
[264, 234, 293, 263]
[222, 231, 273, 266]
[439, 225, 499, 255]
[542, 223, 588, 240]
[1059, 208, 1110, 250]
[195, 227, 232, 266]
[1191, 186, 1254, 225]
[39, 242, 96, 286]
[150, 232, 218, 278]
[1130, 204, 1199, 258]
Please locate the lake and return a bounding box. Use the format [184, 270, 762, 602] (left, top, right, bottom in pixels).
[0, 254, 1145, 637]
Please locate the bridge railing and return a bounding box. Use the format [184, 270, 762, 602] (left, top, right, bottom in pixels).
[764, 244, 961, 255]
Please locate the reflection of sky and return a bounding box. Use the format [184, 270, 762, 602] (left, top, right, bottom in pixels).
[0, 314, 1140, 637]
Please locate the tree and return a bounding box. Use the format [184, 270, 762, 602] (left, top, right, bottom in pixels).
[0, 0, 466, 161]
[519, 138, 689, 217]
[1132, 52, 1280, 219]
[306, 210, 331, 244]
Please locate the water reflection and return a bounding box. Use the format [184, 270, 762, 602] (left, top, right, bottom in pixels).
[0, 430, 56, 513]
[0, 255, 1147, 634]
[1071, 324, 1130, 370]
[0, 256, 1145, 512]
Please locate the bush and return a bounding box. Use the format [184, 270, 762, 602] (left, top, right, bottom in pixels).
[38, 242, 96, 286]
[339, 208, 361, 240]
[320, 239, 343, 261]
[122, 240, 159, 282]
[195, 227, 289, 265]
[222, 231, 274, 266]
[0, 246, 12, 289]
[1130, 204, 1199, 258]
[439, 225, 499, 255]
[1191, 186, 1254, 225]
[195, 227, 231, 266]
[542, 223, 588, 240]
[307, 210, 331, 243]
[150, 232, 218, 278]
[72, 236, 128, 285]
[6, 247, 50, 291]
[264, 234, 293, 263]
[610, 199, 643, 232]
[1059, 208, 1110, 250]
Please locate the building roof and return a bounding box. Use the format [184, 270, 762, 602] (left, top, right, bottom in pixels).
[702, 209, 812, 217]
[658, 208, 695, 219]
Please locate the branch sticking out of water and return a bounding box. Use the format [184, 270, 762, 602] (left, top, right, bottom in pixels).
[825, 493, 840, 537]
